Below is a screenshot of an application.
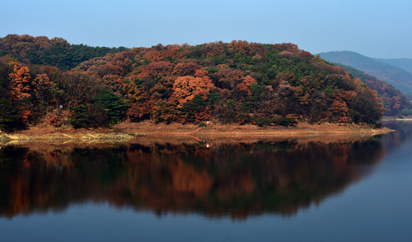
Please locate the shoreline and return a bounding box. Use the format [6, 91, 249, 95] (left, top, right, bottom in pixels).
[381, 116, 412, 121]
[0, 121, 394, 145]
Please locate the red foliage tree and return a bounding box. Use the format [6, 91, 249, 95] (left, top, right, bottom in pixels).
[215, 68, 244, 89]
[139, 61, 174, 79]
[172, 61, 201, 76]
[127, 101, 155, 122]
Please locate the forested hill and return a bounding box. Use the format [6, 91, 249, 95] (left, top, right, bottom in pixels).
[331, 63, 411, 116]
[0, 36, 385, 131]
[0, 34, 128, 70]
[319, 51, 412, 95]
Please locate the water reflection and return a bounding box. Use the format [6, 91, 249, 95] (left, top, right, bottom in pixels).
[380, 121, 412, 151]
[0, 138, 385, 220]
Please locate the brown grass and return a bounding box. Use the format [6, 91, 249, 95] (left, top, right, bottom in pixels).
[115, 120, 392, 137]
[0, 120, 393, 146]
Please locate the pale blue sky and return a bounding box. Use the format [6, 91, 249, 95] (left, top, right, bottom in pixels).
[1, 0, 411, 58]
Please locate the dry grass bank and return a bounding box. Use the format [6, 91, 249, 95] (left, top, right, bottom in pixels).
[0, 120, 393, 146]
[115, 120, 392, 137]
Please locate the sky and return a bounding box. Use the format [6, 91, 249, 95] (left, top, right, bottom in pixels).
[1, 0, 412, 59]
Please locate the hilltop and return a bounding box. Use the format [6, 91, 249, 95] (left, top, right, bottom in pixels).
[0, 34, 127, 70]
[0, 35, 386, 132]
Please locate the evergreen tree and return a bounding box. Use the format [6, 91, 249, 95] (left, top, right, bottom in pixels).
[0, 97, 18, 131]
[69, 105, 89, 129]
[93, 90, 128, 126]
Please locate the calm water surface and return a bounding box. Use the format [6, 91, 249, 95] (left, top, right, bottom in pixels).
[1, 121, 412, 241]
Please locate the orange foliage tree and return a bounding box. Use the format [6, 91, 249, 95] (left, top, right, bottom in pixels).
[7, 61, 32, 123]
[330, 90, 357, 123]
[31, 73, 53, 113]
[8, 61, 31, 101]
[169, 71, 215, 108]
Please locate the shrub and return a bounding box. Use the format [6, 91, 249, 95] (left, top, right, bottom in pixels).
[47, 114, 62, 127]
[256, 118, 272, 127]
[273, 117, 297, 126]
[207, 66, 218, 74]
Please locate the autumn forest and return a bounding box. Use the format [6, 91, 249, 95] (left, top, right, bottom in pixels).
[0, 34, 409, 131]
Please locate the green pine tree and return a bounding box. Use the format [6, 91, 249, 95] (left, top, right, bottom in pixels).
[93, 90, 128, 126]
[69, 105, 89, 129]
[0, 97, 18, 131]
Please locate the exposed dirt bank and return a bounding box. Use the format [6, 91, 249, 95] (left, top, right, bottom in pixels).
[0, 121, 393, 146]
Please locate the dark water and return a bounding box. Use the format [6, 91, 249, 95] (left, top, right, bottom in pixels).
[1, 122, 412, 242]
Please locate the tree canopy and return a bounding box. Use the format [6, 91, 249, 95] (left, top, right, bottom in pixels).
[0, 35, 391, 130]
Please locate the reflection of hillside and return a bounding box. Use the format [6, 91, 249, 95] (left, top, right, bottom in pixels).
[380, 121, 412, 151]
[0, 140, 384, 219]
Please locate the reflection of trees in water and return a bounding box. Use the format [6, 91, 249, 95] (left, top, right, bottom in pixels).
[380, 121, 412, 151]
[0, 140, 384, 219]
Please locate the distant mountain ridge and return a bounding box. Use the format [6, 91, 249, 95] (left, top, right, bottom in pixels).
[319, 51, 412, 95]
[330, 63, 411, 116]
[375, 58, 412, 74]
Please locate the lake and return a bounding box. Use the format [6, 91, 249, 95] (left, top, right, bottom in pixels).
[0, 121, 412, 242]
